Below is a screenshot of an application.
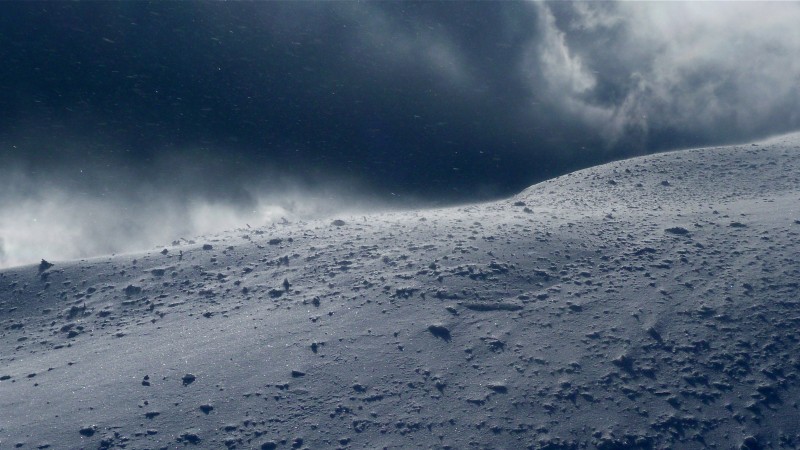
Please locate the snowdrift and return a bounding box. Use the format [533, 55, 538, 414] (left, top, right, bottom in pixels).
[2, 133, 800, 449]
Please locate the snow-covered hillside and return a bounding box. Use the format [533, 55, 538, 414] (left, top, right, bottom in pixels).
[2, 134, 800, 449]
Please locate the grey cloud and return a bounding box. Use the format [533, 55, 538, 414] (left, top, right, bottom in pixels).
[535, 1, 800, 150]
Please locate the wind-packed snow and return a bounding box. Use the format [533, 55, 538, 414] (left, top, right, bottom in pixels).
[2, 134, 800, 449]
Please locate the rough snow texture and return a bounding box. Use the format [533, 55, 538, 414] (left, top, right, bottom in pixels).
[2, 134, 800, 449]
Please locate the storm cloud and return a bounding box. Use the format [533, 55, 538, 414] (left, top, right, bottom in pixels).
[537, 2, 800, 149]
[2, 1, 799, 268]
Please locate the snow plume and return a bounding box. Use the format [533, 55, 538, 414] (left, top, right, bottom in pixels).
[0, 161, 379, 270]
[530, 1, 800, 150]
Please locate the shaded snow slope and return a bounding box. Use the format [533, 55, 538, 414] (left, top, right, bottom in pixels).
[2, 133, 800, 449]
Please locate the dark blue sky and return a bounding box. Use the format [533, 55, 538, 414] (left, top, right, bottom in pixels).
[2, 2, 800, 203]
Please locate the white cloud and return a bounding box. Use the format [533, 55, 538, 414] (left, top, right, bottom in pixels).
[528, 1, 800, 148]
[533, 2, 596, 101]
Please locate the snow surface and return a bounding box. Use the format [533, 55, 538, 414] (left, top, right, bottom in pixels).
[2, 133, 800, 449]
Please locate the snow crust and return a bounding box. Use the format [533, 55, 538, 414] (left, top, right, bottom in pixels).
[2, 133, 800, 449]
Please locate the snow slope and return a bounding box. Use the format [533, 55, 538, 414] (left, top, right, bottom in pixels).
[2, 133, 800, 449]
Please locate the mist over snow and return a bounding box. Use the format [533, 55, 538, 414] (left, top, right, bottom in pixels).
[0, 165, 387, 269]
[0, 186, 371, 270]
[2, 1, 800, 268]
